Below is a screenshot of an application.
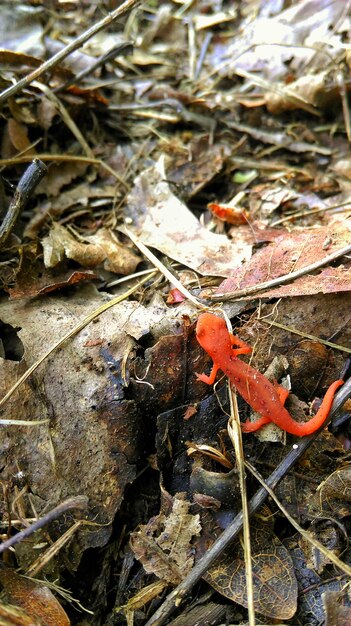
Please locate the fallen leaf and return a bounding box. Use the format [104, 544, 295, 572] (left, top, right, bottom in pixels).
[0, 567, 70, 626]
[215, 220, 351, 299]
[42, 223, 141, 275]
[130, 492, 201, 585]
[0, 293, 168, 566]
[125, 156, 252, 277]
[7, 118, 36, 154]
[317, 466, 351, 518]
[25, 183, 117, 238]
[323, 589, 351, 626]
[0, 5, 44, 56]
[203, 518, 298, 620]
[35, 161, 88, 197]
[8, 248, 96, 299]
[265, 70, 341, 114]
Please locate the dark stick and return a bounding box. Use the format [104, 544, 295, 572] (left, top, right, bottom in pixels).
[0, 496, 88, 554]
[145, 380, 351, 626]
[0, 159, 47, 248]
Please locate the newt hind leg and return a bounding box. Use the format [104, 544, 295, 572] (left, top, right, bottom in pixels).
[241, 415, 272, 432]
[274, 381, 289, 406]
[196, 363, 219, 385]
[241, 381, 289, 433]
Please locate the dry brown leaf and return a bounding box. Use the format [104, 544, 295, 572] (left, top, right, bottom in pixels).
[130, 493, 201, 585]
[36, 161, 89, 197]
[37, 97, 58, 131]
[125, 156, 252, 277]
[216, 220, 351, 299]
[7, 118, 36, 154]
[265, 70, 340, 114]
[0, 294, 174, 566]
[0, 567, 70, 626]
[203, 518, 298, 620]
[165, 139, 226, 200]
[42, 223, 141, 275]
[25, 183, 117, 238]
[323, 589, 351, 626]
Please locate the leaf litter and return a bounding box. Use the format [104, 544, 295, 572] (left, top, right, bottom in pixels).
[0, 0, 350, 624]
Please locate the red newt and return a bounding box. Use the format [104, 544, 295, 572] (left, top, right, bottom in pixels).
[196, 313, 343, 436]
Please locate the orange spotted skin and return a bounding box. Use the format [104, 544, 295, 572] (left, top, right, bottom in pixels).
[196, 313, 343, 436]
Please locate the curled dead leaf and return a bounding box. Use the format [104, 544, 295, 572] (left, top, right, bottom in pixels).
[42, 223, 141, 274]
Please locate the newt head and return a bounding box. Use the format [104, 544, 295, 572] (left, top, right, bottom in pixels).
[196, 313, 232, 355]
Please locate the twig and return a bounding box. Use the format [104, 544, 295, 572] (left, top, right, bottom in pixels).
[212, 243, 351, 301]
[0, 496, 88, 554]
[122, 226, 207, 309]
[32, 81, 94, 158]
[0, 159, 47, 248]
[227, 391, 255, 626]
[259, 319, 351, 354]
[144, 379, 350, 626]
[0, 154, 130, 190]
[0, 0, 142, 105]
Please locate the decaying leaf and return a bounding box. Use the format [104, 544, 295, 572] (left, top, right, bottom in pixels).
[265, 70, 341, 114]
[209, 0, 346, 87]
[316, 466, 351, 518]
[203, 519, 298, 620]
[35, 161, 89, 198]
[7, 118, 36, 155]
[215, 220, 351, 299]
[301, 518, 347, 574]
[0, 293, 173, 567]
[0, 567, 70, 626]
[130, 492, 201, 585]
[288, 539, 350, 625]
[24, 183, 118, 238]
[42, 223, 141, 274]
[323, 589, 351, 626]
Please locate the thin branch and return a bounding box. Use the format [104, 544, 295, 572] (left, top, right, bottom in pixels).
[245, 460, 351, 577]
[0, 0, 142, 104]
[0, 159, 47, 248]
[0, 154, 130, 190]
[0, 497, 88, 554]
